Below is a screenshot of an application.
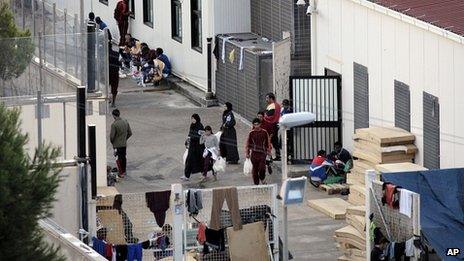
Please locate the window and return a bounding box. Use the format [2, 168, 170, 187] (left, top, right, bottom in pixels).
[99, 0, 108, 5]
[129, 0, 135, 19]
[191, 0, 202, 52]
[143, 0, 153, 27]
[171, 0, 182, 42]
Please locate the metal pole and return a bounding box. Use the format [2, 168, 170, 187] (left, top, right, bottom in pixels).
[42, 1, 46, 65]
[88, 124, 97, 199]
[32, 0, 36, 36]
[77, 86, 88, 244]
[103, 28, 110, 99]
[73, 15, 78, 77]
[87, 22, 96, 92]
[64, 9, 68, 75]
[38, 32, 44, 90]
[53, 3, 56, 67]
[37, 90, 42, 150]
[21, 0, 25, 30]
[63, 102, 67, 158]
[95, 31, 100, 92]
[206, 37, 213, 99]
[281, 127, 288, 261]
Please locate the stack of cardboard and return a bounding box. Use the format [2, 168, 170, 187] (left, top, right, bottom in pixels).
[346, 127, 417, 206]
[335, 206, 366, 260]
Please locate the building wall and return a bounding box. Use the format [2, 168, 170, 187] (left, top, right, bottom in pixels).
[88, 0, 250, 91]
[15, 99, 108, 186]
[314, 0, 464, 168]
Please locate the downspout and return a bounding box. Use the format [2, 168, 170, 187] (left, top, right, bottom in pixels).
[310, 0, 317, 75]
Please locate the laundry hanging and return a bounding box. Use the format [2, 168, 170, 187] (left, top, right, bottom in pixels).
[399, 188, 413, 218]
[210, 187, 242, 231]
[221, 36, 233, 63]
[382, 182, 400, 209]
[127, 243, 143, 261]
[145, 191, 171, 227]
[187, 189, 203, 215]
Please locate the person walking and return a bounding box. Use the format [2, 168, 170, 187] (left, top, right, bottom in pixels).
[114, 0, 130, 46]
[199, 126, 219, 182]
[182, 114, 205, 181]
[263, 93, 282, 161]
[109, 48, 120, 107]
[110, 109, 132, 178]
[220, 102, 240, 164]
[245, 118, 271, 185]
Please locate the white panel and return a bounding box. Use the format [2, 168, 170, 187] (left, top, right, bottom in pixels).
[329, 0, 342, 61]
[438, 39, 455, 168]
[423, 33, 440, 96]
[379, 16, 395, 127]
[394, 20, 410, 83]
[454, 45, 464, 167]
[86, 100, 108, 186]
[213, 0, 251, 34]
[353, 1, 368, 66]
[366, 9, 382, 127]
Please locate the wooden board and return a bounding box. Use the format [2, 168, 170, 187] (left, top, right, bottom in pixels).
[97, 186, 119, 197]
[354, 127, 415, 146]
[319, 183, 350, 195]
[307, 198, 352, 220]
[227, 222, 269, 261]
[346, 214, 365, 236]
[346, 173, 365, 186]
[348, 185, 366, 206]
[97, 210, 125, 244]
[353, 159, 376, 171]
[335, 225, 366, 246]
[375, 162, 428, 173]
[354, 141, 417, 157]
[346, 205, 366, 216]
[353, 148, 414, 164]
[337, 255, 365, 261]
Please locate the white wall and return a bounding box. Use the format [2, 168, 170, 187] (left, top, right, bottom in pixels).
[87, 0, 250, 91]
[315, 0, 464, 168]
[15, 99, 107, 186]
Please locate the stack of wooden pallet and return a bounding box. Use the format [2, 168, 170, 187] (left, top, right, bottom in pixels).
[347, 127, 417, 206]
[336, 206, 366, 261]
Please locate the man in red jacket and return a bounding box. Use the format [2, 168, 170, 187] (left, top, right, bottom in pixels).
[114, 0, 130, 46]
[263, 93, 281, 161]
[245, 118, 272, 185]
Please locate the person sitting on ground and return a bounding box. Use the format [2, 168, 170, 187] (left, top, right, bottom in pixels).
[155, 48, 171, 77]
[199, 126, 219, 182]
[329, 141, 353, 172]
[309, 150, 332, 183]
[95, 16, 107, 30]
[119, 34, 138, 69]
[139, 49, 156, 87]
[371, 237, 389, 261]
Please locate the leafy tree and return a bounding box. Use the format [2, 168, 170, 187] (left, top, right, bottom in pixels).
[0, 104, 64, 261]
[0, 2, 34, 81]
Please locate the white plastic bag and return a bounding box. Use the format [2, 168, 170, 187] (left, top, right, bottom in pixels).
[213, 157, 226, 173]
[243, 158, 253, 176]
[215, 131, 222, 141]
[183, 149, 188, 165]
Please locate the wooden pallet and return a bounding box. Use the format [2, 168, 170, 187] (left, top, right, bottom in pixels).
[308, 198, 352, 220]
[319, 183, 350, 195]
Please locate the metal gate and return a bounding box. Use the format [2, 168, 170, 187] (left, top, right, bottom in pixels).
[289, 76, 342, 163]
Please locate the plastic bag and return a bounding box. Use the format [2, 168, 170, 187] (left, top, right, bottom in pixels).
[215, 131, 222, 141]
[213, 157, 226, 173]
[183, 149, 188, 165]
[243, 158, 253, 176]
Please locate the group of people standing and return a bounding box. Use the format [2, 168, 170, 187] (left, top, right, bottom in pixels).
[182, 102, 240, 182]
[182, 93, 293, 186]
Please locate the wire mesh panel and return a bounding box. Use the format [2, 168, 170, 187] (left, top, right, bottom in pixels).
[369, 181, 415, 242]
[183, 185, 279, 261]
[96, 192, 176, 260]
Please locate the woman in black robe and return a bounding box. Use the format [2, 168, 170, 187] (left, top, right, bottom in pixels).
[182, 114, 205, 181]
[220, 102, 240, 164]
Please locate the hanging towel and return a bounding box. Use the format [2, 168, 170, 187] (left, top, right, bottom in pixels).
[221, 36, 233, 63]
[228, 49, 236, 64]
[145, 191, 171, 227]
[114, 245, 128, 261]
[405, 238, 415, 257]
[105, 243, 113, 260]
[127, 243, 143, 261]
[210, 187, 242, 231]
[187, 190, 203, 215]
[197, 223, 207, 244]
[399, 189, 413, 218]
[92, 237, 106, 256]
[382, 183, 400, 209]
[238, 47, 245, 70]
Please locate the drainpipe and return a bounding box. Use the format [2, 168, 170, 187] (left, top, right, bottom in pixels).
[206, 37, 214, 100]
[310, 0, 317, 75]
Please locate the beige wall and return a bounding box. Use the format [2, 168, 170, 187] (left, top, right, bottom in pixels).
[315, 0, 464, 168]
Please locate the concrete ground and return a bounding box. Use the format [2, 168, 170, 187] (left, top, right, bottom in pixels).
[106, 78, 345, 260]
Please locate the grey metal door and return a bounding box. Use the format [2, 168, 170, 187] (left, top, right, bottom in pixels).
[290, 76, 342, 163]
[423, 92, 440, 169]
[353, 62, 369, 130]
[394, 80, 411, 131]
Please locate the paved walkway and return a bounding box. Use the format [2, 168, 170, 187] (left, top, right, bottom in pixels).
[106, 79, 345, 260]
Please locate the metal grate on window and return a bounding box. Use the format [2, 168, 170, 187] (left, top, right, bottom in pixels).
[423, 92, 440, 169]
[353, 62, 369, 130]
[394, 80, 411, 132]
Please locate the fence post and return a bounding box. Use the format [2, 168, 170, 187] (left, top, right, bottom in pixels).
[103, 28, 110, 99]
[365, 170, 377, 261]
[21, 0, 25, 30]
[95, 31, 100, 92]
[73, 14, 79, 78]
[64, 9, 68, 75]
[171, 183, 183, 261]
[31, 0, 36, 36]
[87, 22, 96, 93]
[63, 102, 67, 158]
[52, 3, 56, 67]
[37, 90, 43, 150]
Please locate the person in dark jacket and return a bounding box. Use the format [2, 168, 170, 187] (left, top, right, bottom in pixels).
[110, 109, 132, 177]
[371, 237, 388, 261]
[182, 114, 205, 181]
[109, 49, 120, 107]
[155, 48, 171, 76]
[220, 102, 240, 164]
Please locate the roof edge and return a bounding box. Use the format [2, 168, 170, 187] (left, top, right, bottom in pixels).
[349, 0, 464, 45]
